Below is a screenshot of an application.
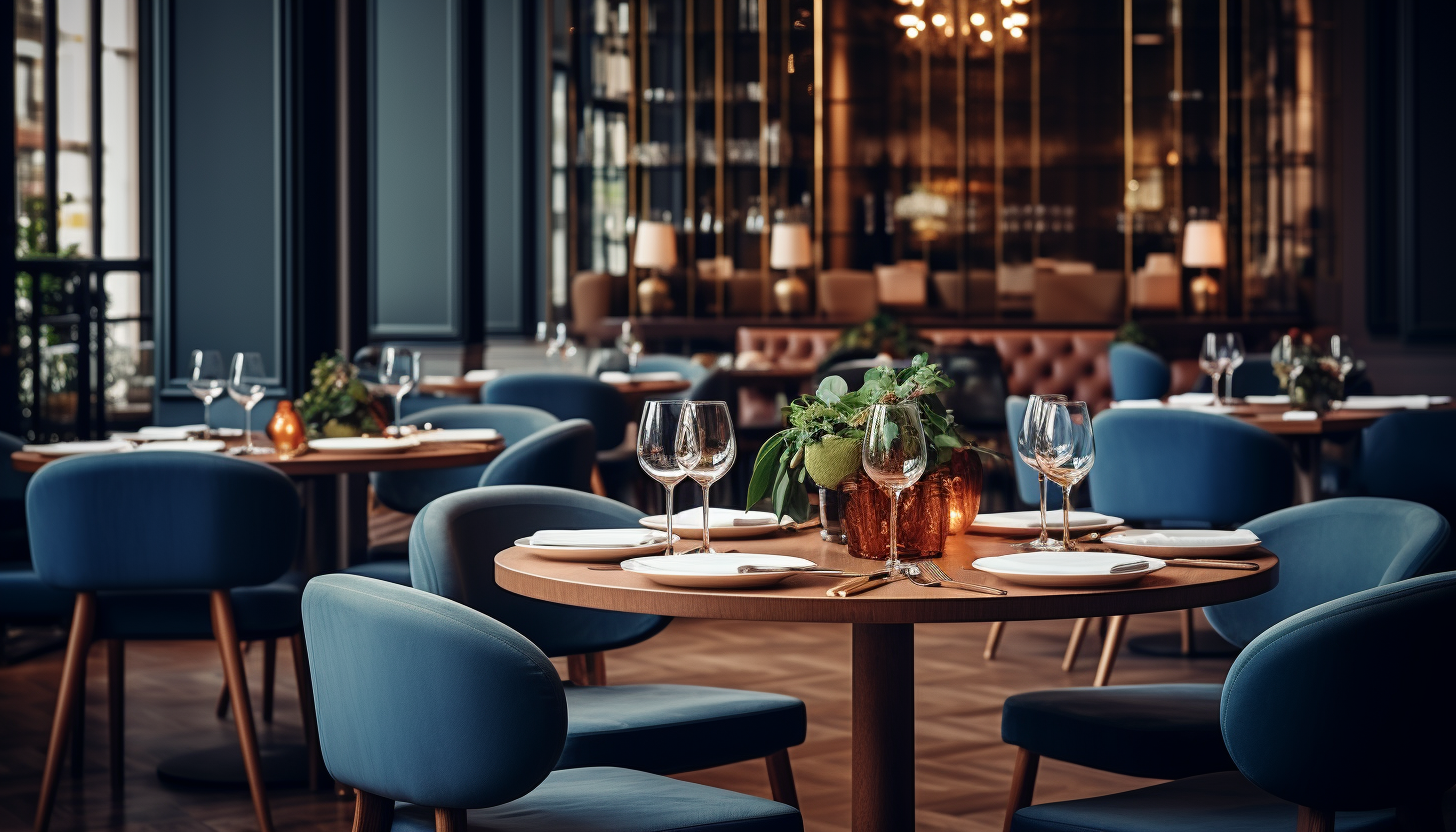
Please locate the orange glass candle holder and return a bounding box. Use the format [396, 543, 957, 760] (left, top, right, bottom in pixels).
[840, 467, 951, 560]
[267, 400, 308, 458]
[945, 449, 984, 535]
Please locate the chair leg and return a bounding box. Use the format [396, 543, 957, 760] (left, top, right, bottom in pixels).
[351, 790, 394, 832]
[435, 807, 467, 832]
[69, 640, 87, 779]
[1179, 608, 1195, 655]
[261, 639, 276, 723]
[765, 748, 799, 808]
[1092, 615, 1128, 687]
[1061, 618, 1090, 672]
[211, 592, 274, 832]
[107, 640, 124, 796]
[568, 652, 608, 686]
[1001, 747, 1040, 832]
[290, 633, 326, 792]
[589, 465, 607, 497]
[35, 592, 96, 832]
[215, 641, 251, 719]
[983, 621, 1006, 660]
[1296, 806, 1334, 832]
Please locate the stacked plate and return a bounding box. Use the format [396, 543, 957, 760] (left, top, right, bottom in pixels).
[620, 553, 816, 589]
[968, 510, 1123, 536]
[971, 552, 1166, 587]
[308, 437, 421, 454]
[1099, 528, 1261, 557]
[640, 508, 795, 540]
[515, 528, 678, 562]
[134, 440, 227, 454]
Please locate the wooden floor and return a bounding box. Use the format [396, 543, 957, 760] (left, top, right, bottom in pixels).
[0, 603, 1234, 831]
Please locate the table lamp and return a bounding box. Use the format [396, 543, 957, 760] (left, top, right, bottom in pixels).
[769, 222, 812, 316]
[633, 220, 678, 315]
[1182, 219, 1226, 316]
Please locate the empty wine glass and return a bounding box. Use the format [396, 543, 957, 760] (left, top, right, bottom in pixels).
[675, 401, 737, 553]
[861, 403, 928, 575]
[1199, 332, 1235, 406]
[1330, 335, 1355, 384]
[379, 347, 416, 434]
[1037, 401, 1096, 551]
[227, 352, 267, 455]
[638, 400, 687, 555]
[1223, 333, 1246, 401]
[1270, 334, 1296, 388]
[187, 350, 226, 436]
[1016, 394, 1068, 552]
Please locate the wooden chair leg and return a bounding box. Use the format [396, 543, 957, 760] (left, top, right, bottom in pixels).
[1001, 747, 1040, 832]
[262, 639, 277, 723]
[1179, 608, 1195, 655]
[1296, 806, 1334, 832]
[1092, 615, 1128, 687]
[589, 465, 607, 497]
[765, 748, 799, 808]
[69, 638, 87, 779]
[1061, 618, 1090, 672]
[983, 621, 1006, 660]
[35, 592, 96, 832]
[290, 633, 326, 791]
[435, 807, 467, 832]
[351, 789, 394, 832]
[215, 641, 251, 719]
[567, 652, 608, 686]
[107, 640, 124, 796]
[211, 592, 274, 832]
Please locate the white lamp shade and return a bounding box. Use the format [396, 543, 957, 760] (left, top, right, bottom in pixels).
[633, 221, 679, 270]
[769, 222, 813, 270]
[1182, 220, 1227, 269]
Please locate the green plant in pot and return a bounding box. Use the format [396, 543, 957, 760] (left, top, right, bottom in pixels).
[294, 352, 391, 439]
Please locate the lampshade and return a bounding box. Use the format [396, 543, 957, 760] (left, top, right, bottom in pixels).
[1182, 220, 1226, 269]
[769, 222, 812, 270]
[633, 221, 678, 270]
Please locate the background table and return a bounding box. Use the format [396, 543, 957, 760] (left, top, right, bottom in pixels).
[496, 529, 1277, 831]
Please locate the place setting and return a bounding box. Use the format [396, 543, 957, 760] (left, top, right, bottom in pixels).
[514, 527, 680, 562]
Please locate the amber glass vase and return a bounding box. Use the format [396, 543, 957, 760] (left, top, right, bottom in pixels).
[267, 400, 307, 458]
[945, 449, 984, 534]
[841, 467, 951, 560]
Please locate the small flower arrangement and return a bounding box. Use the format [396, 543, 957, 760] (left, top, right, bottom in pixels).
[294, 352, 391, 438]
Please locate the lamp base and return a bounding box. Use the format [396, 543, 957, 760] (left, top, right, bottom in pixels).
[637, 273, 673, 316]
[773, 273, 810, 316]
[1190, 272, 1220, 316]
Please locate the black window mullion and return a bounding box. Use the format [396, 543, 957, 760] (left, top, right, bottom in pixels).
[43, 0, 59, 255]
[90, 0, 105, 436]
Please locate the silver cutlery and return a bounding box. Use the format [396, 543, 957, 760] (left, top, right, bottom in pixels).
[737, 565, 881, 578]
[911, 561, 1007, 595]
[828, 573, 906, 597]
[1109, 561, 1152, 574]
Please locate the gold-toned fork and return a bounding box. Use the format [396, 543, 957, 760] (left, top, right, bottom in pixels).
[914, 561, 1007, 595]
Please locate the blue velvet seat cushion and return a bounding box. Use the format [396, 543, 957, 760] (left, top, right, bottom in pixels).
[344, 559, 413, 587]
[559, 684, 806, 775]
[389, 766, 802, 832]
[1001, 684, 1233, 780]
[91, 572, 304, 640]
[0, 563, 75, 623]
[1010, 771, 1395, 832]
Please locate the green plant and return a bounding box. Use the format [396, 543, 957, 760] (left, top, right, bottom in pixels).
[294, 352, 388, 438]
[745, 353, 979, 521]
[1112, 321, 1158, 353]
[827, 312, 929, 363]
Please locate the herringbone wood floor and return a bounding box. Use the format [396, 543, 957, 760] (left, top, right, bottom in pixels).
[0, 511, 1235, 831]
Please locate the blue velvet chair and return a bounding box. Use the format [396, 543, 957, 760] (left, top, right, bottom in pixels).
[302, 574, 802, 832]
[483, 373, 629, 454]
[1361, 409, 1456, 574]
[410, 485, 806, 801]
[27, 452, 315, 832]
[1008, 571, 1456, 832]
[1192, 355, 1282, 398]
[1107, 342, 1170, 402]
[998, 497, 1449, 827]
[478, 420, 595, 491]
[632, 354, 719, 403]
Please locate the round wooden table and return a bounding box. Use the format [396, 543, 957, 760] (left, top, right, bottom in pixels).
[496, 529, 1278, 832]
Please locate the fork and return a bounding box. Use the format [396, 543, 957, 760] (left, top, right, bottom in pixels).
[910, 561, 1007, 596]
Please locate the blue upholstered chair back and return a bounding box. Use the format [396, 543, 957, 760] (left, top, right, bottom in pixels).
[1107, 343, 1170, 402]
[477, 419, 596, 492]
[484, 373, 628, 453]
[1203, 498, 1448, 648]
[1192, 356, 1281, 398]
[1088, 409, 1293, 525]
[371, 404, 559, 515]
[1004, 396, 1063, 510]
[27, 453, 300, 591]
[1361, 410, 1456, 573]
[410, 485, 669, 656]
[633, 354, 709, 383]
[1221, 572, 1456, 811]
[302, 574, 565, 808]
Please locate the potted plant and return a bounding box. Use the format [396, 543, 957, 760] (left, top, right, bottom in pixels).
[294, 352, 392, 439]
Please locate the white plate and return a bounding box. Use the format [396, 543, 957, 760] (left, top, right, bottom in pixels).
[307, 437, 422, 454]
[621, 553, 816, 589]
[1099, 529, 1261, 557]
[21, 440, 132, 456]
[967, 510, 1125, 537]
[639, 509, 786, 540]
[133, 440, 227, 454]
[415, 428, 500, 443]
[114, 427, 199, 442]
[514, 534, 680, 562]
[971, 552, 1166, 587]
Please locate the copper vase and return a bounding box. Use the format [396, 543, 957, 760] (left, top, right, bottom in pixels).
[945, 449, 984, 534]
[840, 468, 952, 560]
[267, 400, 307, 458]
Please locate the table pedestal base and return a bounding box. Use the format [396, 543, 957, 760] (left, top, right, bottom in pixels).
[156, 744, 310, 788]
[853, 623, 915, 832]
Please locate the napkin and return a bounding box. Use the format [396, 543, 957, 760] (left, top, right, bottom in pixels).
[1339, 395, 1452, 411]
[529, 529, 665, 548]
[1114, 529, 1258, 547]
[627, 371, 686, 383]
[22, 440, 132, 455]
[978, 553, 1161, 576]
[672, 507, 779, 527]
[140, 424, 206, 435]
[1282, 410, 1318, 421]
[463, 369, 500, 383]
[1167, 393, 1217, 406]
[1109, 399, 1164, 409]
[1244, 394, 1290, 405]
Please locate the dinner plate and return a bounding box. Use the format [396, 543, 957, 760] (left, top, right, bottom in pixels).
[114, 427, 201, 442]
[1100, 529, 1262, 557]
[415, 428, 500, 444]
[620, 553, 816, 589]
[967, 510, 1124, 536]
[307, 437, 421, 454]
[134, 440, 228, 454]
[21, 440, 132, 456]
[514, 534, 680, 562]
[639, 509, 787, 539]
[971, 552, 1166, 587]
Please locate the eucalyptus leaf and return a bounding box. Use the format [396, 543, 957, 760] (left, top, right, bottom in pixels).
[816, 375, 849, 404]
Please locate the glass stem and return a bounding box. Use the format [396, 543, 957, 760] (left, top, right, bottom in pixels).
[1211, 372, 1223, 406]
[394, 395, 403, 433]
[203, 397, 212, 435]
[1062, 483, 1075, 550]
[888, 488, 900, 572]
[664, 483, 675, 555]
[1225, 369, 1235, 400]
[1036, 472, 1049, 546]
[244, 404, 253, 452]
[701, 484, 712, 553]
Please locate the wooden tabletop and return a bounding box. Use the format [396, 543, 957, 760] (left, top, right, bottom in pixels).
[11, 435, 505, 477]
[416, 376, 692, 409]
[1226, 402, 1452, 435]
[495, 528, 1278, 625]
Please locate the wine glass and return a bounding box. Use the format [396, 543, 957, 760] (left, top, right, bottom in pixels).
[675, 401, 737, 553]
[1223, 333, 1246, 401]
[638, 400, 687, 555]
[379, 347, 416, 434]
[1330, 335, 1355, 384]
[186, 350, 226, 436]
[1015, 393, 1067, 552]
[1199, 332, 1235, 406]
[860, 403, 928, 575]
[1037, 401, 1096, 551]
[1270, 334, 1295, 389]
[227, 352, 267, 455]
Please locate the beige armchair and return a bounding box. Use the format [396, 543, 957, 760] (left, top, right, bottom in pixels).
[817, 269, 877, 320]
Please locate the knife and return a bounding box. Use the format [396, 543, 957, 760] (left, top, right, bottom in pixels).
[829, 573, 907, 597]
